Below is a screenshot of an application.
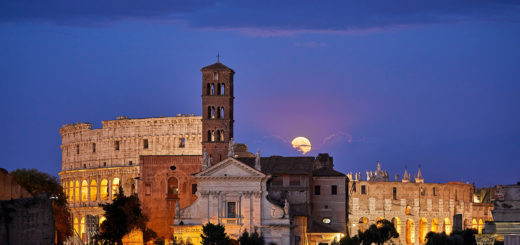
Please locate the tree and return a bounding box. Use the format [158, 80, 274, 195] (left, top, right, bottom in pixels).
[96, 187, 156, 244]
[425, 229, 476, 245]
[200, 222, 231, 245]
[238, 229, 265, 245]
[340, 219, 398, 245]
[9, 168, 72, 244]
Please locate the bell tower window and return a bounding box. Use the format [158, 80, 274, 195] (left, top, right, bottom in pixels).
[210, 84, 215, 95]
[221, 84, 225, 95]
[213, 72, 218, 81]
[220, 107, 224, 118]
[211, 107, 216, 119]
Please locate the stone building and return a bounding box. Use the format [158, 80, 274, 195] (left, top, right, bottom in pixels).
[491, 183, 520, 245]
[58, 115, 202, 241]
[347, 162, 493, 245]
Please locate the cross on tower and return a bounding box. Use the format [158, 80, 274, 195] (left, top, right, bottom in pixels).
[216, 53, 221, 63]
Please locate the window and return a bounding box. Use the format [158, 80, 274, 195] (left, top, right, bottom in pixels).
[315, 185, 321, 195]
[192, 184, 197, 194]
[272, 176, 283, 186]
[168, 177, 179, 195]
[322, 218, 331, 224]
[421, 187, 426, 196]
[81, 180, 88, 202]
[83, 164, 86, 168]
[216, 130, 221, 142]
[115, 141, 120, 151]
[221, 83, 225, 95]
[211, 106, 215, 119]
[145, 184, 151, 196]
[290, 176, 300, 186]
[433, 187, 437, 196]
[103, 162, 106, 167]
[100, 179, 108, 200]
[206, 83, 211, 95]
[179, 138, 185, 148]
[361, 185, 367, 194]
[227, 202, 236, 218]
[210, 83, 215, 95]
[92, 143, 96, 153]
[393, 187, 397, 200]
[112, 178, 120, 199]
[213, 72, 218, 81]
[76, 144, 80, 154]
[143, 139, 148, 149]
[331, 185, 338, 195]
[90, 180, 97, 201]
[129, 161, 132, 166]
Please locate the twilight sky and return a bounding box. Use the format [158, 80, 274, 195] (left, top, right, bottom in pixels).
[1, 1, 519, 187]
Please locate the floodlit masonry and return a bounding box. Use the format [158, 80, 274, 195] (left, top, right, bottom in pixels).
[58, 115, 202, 241]
[347, 161, 493, 245]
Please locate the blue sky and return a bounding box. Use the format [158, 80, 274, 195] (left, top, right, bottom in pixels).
[1, 1, 519, 186]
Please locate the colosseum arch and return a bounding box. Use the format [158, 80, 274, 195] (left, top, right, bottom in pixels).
[464, 218, 471, 230]
[112, 177, 120, 199]
[90, 179, 97, 201]
[406, 219, 415, 244]
[419, 218, 428, 244]
[443, 218, 452, 235]
[100, 179, 108, 200]
[431, 218, 439, 233]
[478, 219, 484, 234]
[392, 217, 401, 234]
[69, 181, 73, 202]
[74, 180, 80, 203]
[74, 217, 79, 236]
[359, 217, 369, 232]
[80, 216, 86, 238]
[472, 218, 478, 230]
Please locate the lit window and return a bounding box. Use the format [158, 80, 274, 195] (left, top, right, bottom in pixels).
[322, 218, 331, 224]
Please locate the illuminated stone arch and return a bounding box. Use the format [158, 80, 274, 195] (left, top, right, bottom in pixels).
[69, 181, 74, 202]
[168, 177, 179, 198]
[464, 218, 471, 230]
[443, 218, 452, 235]
[359, 217, 369, 232]
[80, 216, 86, 239]
[112, 177, 120, 199]
[405, 205, 411, 215]
[74, 217, 79, 236]
[478, 219, 484, 234]
[90, 179, 97, 201]
[74, 180, 80, 203]
[431, 218, 439, 233]
[406, 219, 415, 244]
[392, 217, 401, 234]
[100, 179, 108, 200]
[99, 216, 106, 227]
[376, 217, 385, 227]
[419, 218, 428, 244]
[472, 218, 478, 230]
[81, 180, 88, 202]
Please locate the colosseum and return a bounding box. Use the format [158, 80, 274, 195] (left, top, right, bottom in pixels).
[58, 115, 202, 242]
[347, 162, 493, 244]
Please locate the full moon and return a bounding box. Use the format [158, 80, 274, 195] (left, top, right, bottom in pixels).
[291, 137, 312, 154]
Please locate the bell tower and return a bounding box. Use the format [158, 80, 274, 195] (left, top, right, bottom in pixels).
[201, 61, 235, 163]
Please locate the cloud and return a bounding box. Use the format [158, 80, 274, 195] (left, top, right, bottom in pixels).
[322, 131, 365, 145]
[1, 1, 519, 34]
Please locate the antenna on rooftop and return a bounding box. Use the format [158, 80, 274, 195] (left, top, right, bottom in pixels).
[216, 52, 221, 63]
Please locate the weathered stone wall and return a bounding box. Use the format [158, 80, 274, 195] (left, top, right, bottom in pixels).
[0, 169, 32, 200]
[0, 196, 55, 245]
[311, 176, 347, 234]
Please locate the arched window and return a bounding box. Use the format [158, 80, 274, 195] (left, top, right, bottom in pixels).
[405, 205, 411, 215]
[100, 179, 108, 200]
[74, 217, 79, 236]
[210, 84, 215, 95]
[80, 217, 86, 239]
[419, 218, 428, 244]
[217, 107, 221, 118]
[359, 217, 368, 232]
[69, 181, 74, 202]
[221, 83, 225, 95]
[464, 219, 471, 230]
[207, 130, 212, 142]
[81, 180, 88, 202]
[406, 219, 415, 244]
[99, 216, 106, 227]
[220, 107, 224, 118]
[432, 218, 439, 233]
[90, 180, 97, 201]
[216, 130, 221, 142]
[444, 218, 452, 235]
[217, 84, 221, 95]
[220, 130, 224, 142]
[207, 83, 210, 95]
[211, 130, 215, 142]
[392, 217, 401, 234]
[478, 219, 484, 234]
[211, 107, 215, 119]
[75, 181, 80, 203]
[112, 178, 120, 199]
[472, 218, 478, 230]
[168, 177, 179, 198]
[208, 106, 211, 118]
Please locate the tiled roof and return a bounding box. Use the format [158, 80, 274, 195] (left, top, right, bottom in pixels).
[200, 62, 235, 73]
[312, 168, 345, 177]
[237, 156, 315, 175]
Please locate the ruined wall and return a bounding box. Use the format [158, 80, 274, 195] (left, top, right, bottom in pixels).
[0, 169, 32, 200]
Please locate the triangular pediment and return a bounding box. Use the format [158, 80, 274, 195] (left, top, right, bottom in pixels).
[195, 157, 265, 178]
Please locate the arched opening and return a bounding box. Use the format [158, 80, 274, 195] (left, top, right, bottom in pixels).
[419, 218, 428, 244]
[220, 130, 224, 142]
[211, 130, 215, 142]
[207, 106, 211, 118]
[405, 205, 411, 215]
[80, 217, 86, 239]
[206, 83, 210, 95]
[90, 180, 97, 201]
[392, 217, 401, 235]
[207, 130, 212, 142]
[74, 181, 80, 203]
[74, 217, 79, 236]
[217, 84, 221, 95]
[432, 218, 439, 233]
[359, 217, 369, 232]
[211, 106, 215, 119]
[472, 218, 478, 230]
[220, 107, 224, 118]
[464, 219, 471, 230]
[210, 83, 215, 95]
[112, 178, 120, 199]
[406, 219, 415, 244]
[217, 107, 221, 118]
[221, 83, 225, 95]
[100, 179, 108, 200]
[99, 216, 106, 228]
[168, 177, 179, 199]
[443, 218, 452, 235]
[81, 180, 88, 202]
[69, 181, 74, 202]
[478, 219, 484, 234]
[213, 72, 218, 81]
[376, 217, 385, 227]
[216, 130, 221, 142]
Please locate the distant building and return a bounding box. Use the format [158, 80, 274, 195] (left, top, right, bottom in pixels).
[491, 183, 520, 245]
[347, 162, 493, 245]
